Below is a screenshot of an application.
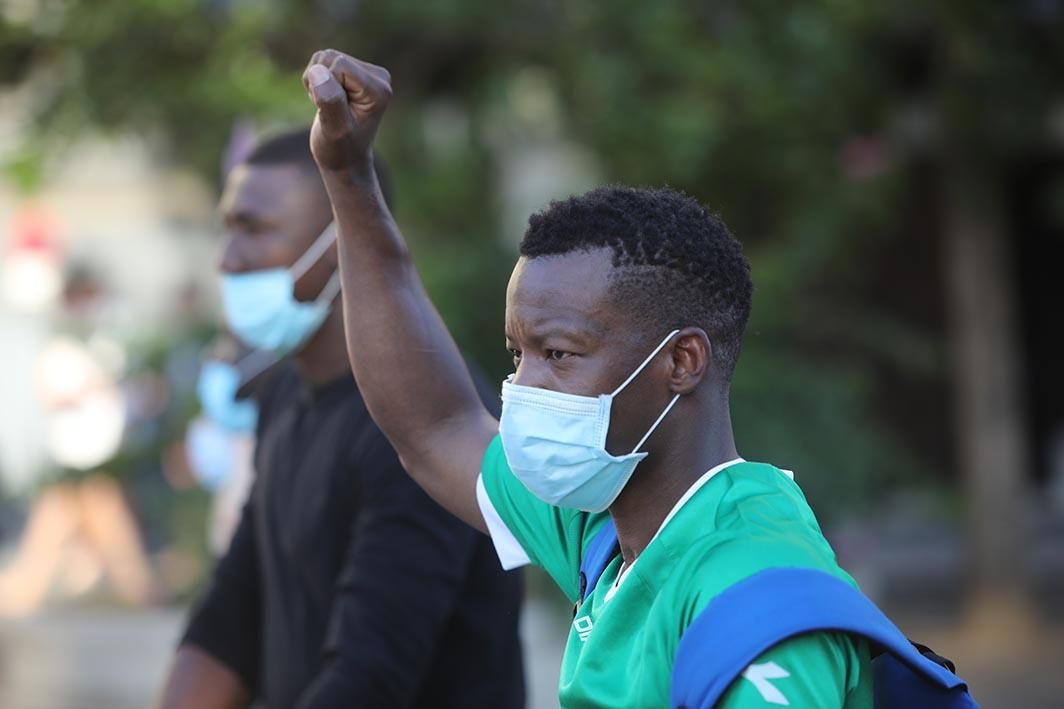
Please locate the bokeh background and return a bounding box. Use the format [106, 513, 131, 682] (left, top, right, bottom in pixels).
[0, 1, 1062, 707]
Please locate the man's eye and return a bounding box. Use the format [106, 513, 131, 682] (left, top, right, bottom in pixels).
[234, 218, 262, 235]
[507, 348, 522, 361]
[546, 350, 572, 361]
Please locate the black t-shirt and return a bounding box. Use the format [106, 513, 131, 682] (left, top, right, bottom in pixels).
[183, 365, 524, 708]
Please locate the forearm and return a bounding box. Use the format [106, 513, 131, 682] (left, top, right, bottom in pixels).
[306, 53, 497, 529]
[322, 166, 496, 525]
[326, 166, 485, 435]
[157, 645, 250, 709]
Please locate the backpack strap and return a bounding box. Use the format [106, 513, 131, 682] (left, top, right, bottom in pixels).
[670, 567, 977, 709]
[578, 518, 619, 604]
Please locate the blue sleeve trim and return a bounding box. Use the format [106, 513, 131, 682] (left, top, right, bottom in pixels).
[670, 567, 977, 709]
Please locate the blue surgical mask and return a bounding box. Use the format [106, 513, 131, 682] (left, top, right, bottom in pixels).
[196, 356, 268, 434]
[185, 416, 240, 491]
[191, 351, 272, 489]
[499, 330, 681, 512]
[221, 223, 341, 354]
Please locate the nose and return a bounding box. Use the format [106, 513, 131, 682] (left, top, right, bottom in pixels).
[219, 232, 249, 274]
[510, 357, 553, 391]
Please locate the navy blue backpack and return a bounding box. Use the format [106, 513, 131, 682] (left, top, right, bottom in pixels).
[578, 521, 979, 708]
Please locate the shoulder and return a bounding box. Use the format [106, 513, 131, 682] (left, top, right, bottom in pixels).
[709, 461, 815, 531]
[671, 566, 873, 708]
[716, 631, 871, 708]
[667, 462, 851, 613]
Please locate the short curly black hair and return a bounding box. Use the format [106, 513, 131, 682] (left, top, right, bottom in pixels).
[520, 185, 753, 379]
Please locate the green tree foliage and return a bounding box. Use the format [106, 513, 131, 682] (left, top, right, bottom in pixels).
[3, 0, 1060, 520]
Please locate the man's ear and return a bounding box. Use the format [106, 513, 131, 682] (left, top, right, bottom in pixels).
[668, 327, 711, 395]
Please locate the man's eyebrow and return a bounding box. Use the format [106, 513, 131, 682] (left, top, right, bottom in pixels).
[224, 206, 282, 226]
[527, 321, 605, 343]
[539, 324, 588, 339]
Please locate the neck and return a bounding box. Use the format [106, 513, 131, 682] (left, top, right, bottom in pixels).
[292, 303, 351, 385]
[609, 401, 739, 565]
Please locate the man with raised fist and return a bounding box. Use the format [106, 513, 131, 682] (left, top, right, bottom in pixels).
[299, 50, 878, 708]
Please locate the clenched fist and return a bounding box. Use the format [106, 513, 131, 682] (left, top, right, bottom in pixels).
[303, 50, 392, 174]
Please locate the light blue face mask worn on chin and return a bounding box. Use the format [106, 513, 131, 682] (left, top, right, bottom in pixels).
[221, 222, 342, 355]
[185, 418, 238, 491]
[499, 329, 682, 513]
[188, 350, 273, 490]
[196, 349, 275, 434]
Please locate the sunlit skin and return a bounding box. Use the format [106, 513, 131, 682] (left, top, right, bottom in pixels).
[217, 164, 349, 385]
[506, 249, 739, 561]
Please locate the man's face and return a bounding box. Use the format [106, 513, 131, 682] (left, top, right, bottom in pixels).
[505, 247, 676, 455]
[219, 163, 334, 302]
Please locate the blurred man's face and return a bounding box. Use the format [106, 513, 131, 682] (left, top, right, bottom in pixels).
[219, 163, 334, 302]
[504, 247, 676, 456]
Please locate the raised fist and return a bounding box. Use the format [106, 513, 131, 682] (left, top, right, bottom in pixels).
[303, 50, 392, 174]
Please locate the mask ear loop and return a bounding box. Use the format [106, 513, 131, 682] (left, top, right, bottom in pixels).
[289, 222, 337, 280]
[316, 270, 342, 304]
[232, 348, 278, 387]
[629, 393, 681, 455]
[606, 329, 682, 455]
[609, 329, 681, 397]
[290, 221, 343, 305]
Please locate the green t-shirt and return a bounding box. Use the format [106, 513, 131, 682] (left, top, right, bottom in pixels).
[478, 436, 873, 708]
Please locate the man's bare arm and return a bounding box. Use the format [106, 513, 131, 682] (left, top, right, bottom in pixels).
[303, 50, 496, 532]
[157, 646, 250, 709]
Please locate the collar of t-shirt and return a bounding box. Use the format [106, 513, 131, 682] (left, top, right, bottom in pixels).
[604, 457, 746, 602]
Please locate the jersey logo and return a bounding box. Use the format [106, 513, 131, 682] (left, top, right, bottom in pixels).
[573, 615, 594, 642]
[741, 661, 791, 705]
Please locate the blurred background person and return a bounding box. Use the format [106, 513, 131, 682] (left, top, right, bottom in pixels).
[159, 129, 525, 709]
[0, 269, 160, 616]
[184, 339, 272, 555]
[0, 340, 152, 615]
[0, 475, 154, 616]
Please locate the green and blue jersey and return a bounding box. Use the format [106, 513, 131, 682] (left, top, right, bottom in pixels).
[476, 435, 873, 708]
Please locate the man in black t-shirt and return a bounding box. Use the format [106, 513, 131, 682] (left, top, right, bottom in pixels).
[159, 129, 524, 709]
